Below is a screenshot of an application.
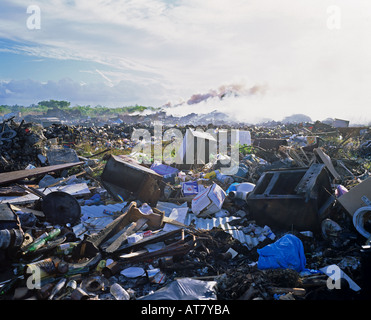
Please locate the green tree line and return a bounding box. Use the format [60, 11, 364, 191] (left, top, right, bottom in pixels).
[0, 100, 158, 117]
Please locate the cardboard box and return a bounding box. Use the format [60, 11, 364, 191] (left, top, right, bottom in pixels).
[182, 181, 205, 196]
[337, 177, 371, 216]
[191, 183, 226, 217]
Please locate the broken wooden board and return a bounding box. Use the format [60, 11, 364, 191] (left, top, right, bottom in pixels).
[115, 228, 183, 254]
[118, 236, 193, 262]
[0, 185, 27, 196]
[9, 205, 45, 218]
[128, 205, 164, 230]
[74, 202, 165, 258]
[0, 161, 84, 186]
[314, 148, 341, 181]
[104, 218, 148, 253]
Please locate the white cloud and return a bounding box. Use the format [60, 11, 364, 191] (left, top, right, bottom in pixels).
[1, 0, 371, 123]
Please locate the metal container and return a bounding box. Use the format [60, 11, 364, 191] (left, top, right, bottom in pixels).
[101, 155, 163, 206]
[247, 164, 334, 232]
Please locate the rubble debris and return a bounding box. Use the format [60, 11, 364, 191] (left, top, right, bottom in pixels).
[0, 119, 46, 173]
[46, 148, 80, 166]
[0, 115, 370, 303]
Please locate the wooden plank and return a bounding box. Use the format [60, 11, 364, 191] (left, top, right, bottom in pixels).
[0, 162, 84, 186]
[0, 183, 91, 205]
[0, 185, 27, 196]
[313, 148, 341, 180]
[268, 287, 306, 296]
[10, 205, 45, 217]
[105, 218, 148, 253]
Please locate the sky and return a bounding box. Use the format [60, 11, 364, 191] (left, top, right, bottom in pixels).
[1, 0, 371, 124]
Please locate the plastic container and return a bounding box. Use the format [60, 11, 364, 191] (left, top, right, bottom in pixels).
[127, 233, 143, 244]
[360, 245, 371, 298]
[110, 283, 130, 300]
[228, 182, 255, 200]
[353, 206, 371, 238]
[228, 191, 249, 201]
[236, 182, 256, 193]
[204, 171, 217, 179]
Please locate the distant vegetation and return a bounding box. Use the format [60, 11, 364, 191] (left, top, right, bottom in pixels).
[0, 100, 159, 117]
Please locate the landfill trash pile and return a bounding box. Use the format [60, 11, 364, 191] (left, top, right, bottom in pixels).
[0, 115, 371, 302]
[0, 117, 46, 172]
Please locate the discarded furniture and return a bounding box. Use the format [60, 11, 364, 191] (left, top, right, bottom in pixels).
[247, 163, 334, 232]
[101, 155, 163, 206]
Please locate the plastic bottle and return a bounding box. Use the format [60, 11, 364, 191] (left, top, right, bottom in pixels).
[55, 280, 77, 300]
[204, 171, 217, 179]
[110, 283, 130, 300]
[25, 228, 61, 253]
[55, 242, 79, 255]
[96, 260, 106, 273]
[139, 203, 153, 214]
[48, 278, 67, 300]
[228, 190, 249, 201]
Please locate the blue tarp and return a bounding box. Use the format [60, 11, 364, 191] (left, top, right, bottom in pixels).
[257, 234, 307, 272]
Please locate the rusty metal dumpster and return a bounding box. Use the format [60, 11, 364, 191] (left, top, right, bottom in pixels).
[246, 163, 334, 232]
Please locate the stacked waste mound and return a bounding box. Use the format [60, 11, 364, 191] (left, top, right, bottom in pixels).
[0, 119, 46, 172]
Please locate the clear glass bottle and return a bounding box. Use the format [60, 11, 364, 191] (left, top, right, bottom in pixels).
[110, 283, 130, 300]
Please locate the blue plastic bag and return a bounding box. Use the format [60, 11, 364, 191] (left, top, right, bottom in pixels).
[257, 234, 306, 272]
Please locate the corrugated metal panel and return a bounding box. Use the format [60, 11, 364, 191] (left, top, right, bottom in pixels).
[73, 201, 273, 250]
[185, 213, 236, 229]
[184, 213, 269, 250]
